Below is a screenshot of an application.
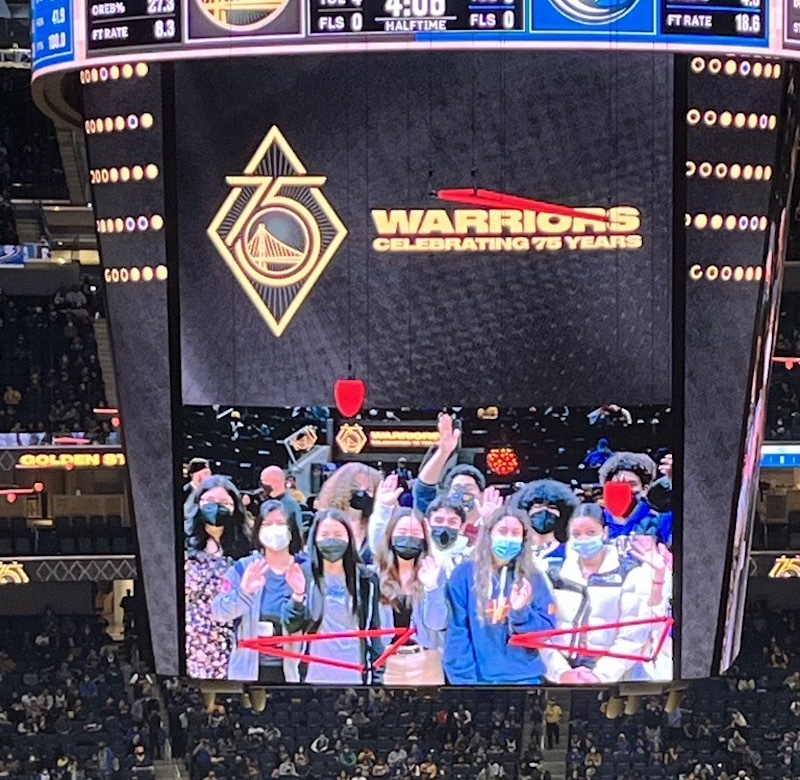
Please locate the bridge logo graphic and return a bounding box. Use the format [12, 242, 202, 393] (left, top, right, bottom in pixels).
[208, 127, 348, 337]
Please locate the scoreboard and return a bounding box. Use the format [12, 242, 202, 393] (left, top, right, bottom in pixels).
[31, 0, 800, 79]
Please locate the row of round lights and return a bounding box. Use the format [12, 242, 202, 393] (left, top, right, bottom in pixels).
[89, 164, 160, 185]
[686, 162, 772, 181]
[96, 214, 164, 233]
[690, 58, 781, 79]
[688, 264, 764, 282]
[104, 265, 168, 284]
[687, 109, 777, 130]
[79, 63, 149, 84]
[686, 213, 767, 231]
[84, 113, 155, 135]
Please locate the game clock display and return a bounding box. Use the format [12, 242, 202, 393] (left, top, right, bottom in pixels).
[308, 0, 523, 34]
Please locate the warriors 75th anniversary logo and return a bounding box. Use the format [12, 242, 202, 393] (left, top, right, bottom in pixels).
[209, 128, 643, 337]
[207, 127, 348, 337]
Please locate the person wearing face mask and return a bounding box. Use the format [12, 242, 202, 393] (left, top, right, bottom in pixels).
[212, 500, 308, 683]
[509, 479, 579, 563]
[412, 415, 489, 545]
[541, 502, 668, 684]
[316, 463, 382, 564]
[444, 508, 556, 685]
[373, 509, 448, 685]
[301, 509, 384, 684]
[369, 476, 469, 579]
[184, 476, 250, 679]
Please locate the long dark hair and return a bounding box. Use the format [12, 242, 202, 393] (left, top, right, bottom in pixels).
[252, 499, 303, 556]
[307, 508, 360, 616]
[185, 475, 249, 559]
[374, 508, 429, 608]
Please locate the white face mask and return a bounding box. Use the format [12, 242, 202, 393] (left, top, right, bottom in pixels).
[259, 525, 291, 551]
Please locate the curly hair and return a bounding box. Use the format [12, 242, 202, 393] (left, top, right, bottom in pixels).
[598, 452, 657, 488]
[509, 479, 579, 515]
[374, 508, 430, 608]
[472, 507, 539, 625]
[316, 463, 382, 512]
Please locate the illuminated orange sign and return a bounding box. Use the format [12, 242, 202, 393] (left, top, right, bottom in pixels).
[368, 430, 439, 448]
[16, 452, 127, 469]
[0, 562, 29, 584]
[768, 555, 800, 578]
[372, 188, 643, 254]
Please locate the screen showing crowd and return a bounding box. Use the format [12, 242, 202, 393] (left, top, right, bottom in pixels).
[181, 405, 674, 685]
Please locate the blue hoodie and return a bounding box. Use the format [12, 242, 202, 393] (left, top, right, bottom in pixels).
[444, 559, 555, 685]
[603, 500, 671, 544]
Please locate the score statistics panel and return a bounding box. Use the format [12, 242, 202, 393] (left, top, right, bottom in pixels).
[70, 0, 774, 63]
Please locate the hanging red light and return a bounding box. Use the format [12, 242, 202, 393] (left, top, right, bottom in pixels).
[334, 377, 366, 418]
[486, 447, 519, 477]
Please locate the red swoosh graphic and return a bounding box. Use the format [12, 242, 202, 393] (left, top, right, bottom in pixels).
[435, 188, 610, 224]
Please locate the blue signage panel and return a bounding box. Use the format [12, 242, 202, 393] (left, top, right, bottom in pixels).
[31, 0, 75, 72]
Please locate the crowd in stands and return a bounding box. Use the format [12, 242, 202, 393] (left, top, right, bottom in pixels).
[164, 682, 537, 780]
[0, 610, 163, 780]
[769, 292, 800, 439]
[567, 605, 800, 780]
[0, 282, 113, 438]
[0, 70, 67, 202]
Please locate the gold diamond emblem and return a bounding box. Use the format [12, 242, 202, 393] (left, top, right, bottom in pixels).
[336, 423, 368, 455]
[208, 126, 347, 337]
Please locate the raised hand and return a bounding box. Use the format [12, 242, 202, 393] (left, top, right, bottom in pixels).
[437, 413, 461, 455]
[659, 453, 673, 481]
[376, 474, 403, 508]
[479, 486, 504, 520]
[509, 578, 533, 611]
[630, 536, 672, 576]
[285, 561, 306, 598]
[417, 556, 442, 591]
[240, 557, 269, 596]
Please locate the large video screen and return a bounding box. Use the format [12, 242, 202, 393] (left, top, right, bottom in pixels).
[182, 405, 674, 685]
[173, 51, 676, 685]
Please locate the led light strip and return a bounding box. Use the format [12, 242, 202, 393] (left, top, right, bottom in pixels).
[686, 109, 777, 129]
[84, 113, 155, 134]
[96, 215, 164, 233]
[685, 214, 768, 231]
[689, 58, 782, 79]
[89, 164, 160, 184]
[104, 266, 168, 283]
[80, 63, 149, 84]
[685, 162, 772, 180]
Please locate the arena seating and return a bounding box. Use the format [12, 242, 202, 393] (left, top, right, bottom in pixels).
[0, 286, 108, 437]
[0, 613, 163, 780]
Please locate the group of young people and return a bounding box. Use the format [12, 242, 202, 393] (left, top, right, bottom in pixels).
[183, 414, 674, 686]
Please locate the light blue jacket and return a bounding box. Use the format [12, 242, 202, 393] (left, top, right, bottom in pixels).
[211, 552, 307, 681]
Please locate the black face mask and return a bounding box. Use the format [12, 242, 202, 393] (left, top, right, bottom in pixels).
[317, 538, 349, 562]
[350, 490, 374, 516]
[448, 487, 476, 512]
[529, 509, 557, 535]
[391, 536, 425, 560]
[199, 503, 232, 527]
[430, 526, 458, 550]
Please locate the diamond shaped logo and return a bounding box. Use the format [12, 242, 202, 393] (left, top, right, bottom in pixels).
[208, 127, 348, 337]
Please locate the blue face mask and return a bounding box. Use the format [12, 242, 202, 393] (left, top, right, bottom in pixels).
[199, 502, 232, 527]
[491, 538, 522, 563]
[570, 536, 605, 559]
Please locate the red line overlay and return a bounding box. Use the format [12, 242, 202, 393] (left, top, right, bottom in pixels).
[509, 616, 674, 663]
[239, 627, 417, 673]
[435, 188, 611, 224]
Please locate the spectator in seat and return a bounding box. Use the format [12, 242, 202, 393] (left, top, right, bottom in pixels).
[341, 717, 359, 741]
[310, 731, 330, 754]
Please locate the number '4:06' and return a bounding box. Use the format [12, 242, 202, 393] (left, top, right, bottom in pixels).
[384, 0, 446, 16]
